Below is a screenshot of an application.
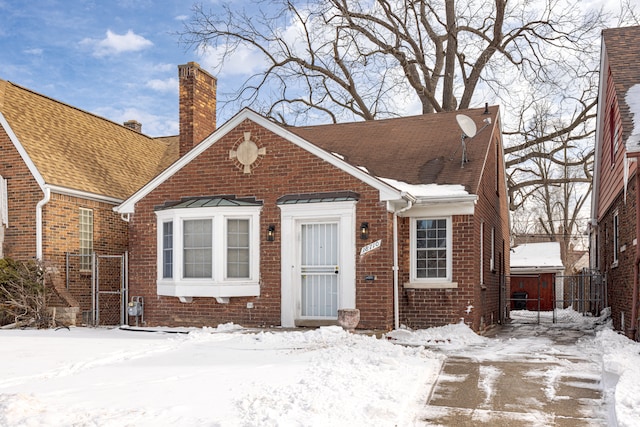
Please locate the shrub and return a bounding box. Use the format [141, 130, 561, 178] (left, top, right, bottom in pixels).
[0, 258, 51, 328]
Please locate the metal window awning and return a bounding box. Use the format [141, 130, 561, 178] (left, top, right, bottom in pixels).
[155, 196, 263, 211]
[277, 191, 359, 205]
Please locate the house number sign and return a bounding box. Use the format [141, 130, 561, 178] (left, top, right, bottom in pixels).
[360, 239, 382, 256]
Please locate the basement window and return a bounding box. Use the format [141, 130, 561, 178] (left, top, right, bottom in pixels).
[155, 197, 262, 299]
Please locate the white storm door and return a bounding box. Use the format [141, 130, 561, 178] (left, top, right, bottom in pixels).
[300, 222, 339, 318]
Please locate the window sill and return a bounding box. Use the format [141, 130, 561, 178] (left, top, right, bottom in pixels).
[404, 281, 458, 289]
[157, 281, 260, 299]
[611, 261, 619, 269]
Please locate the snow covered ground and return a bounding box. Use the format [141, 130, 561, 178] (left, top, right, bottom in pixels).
[0, 309, 638, 426]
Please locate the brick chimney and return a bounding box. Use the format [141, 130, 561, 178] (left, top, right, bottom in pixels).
[123, 120, 142, 133]
[179, 62, 217, 157]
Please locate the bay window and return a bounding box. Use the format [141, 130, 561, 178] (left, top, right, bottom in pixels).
[155, 198, 261, 299]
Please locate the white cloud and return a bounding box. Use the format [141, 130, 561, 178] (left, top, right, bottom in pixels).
[80, 30, 153, 57]
[145, 77, 178, 93]
[152, 63, 176, 73]
[93, 106, 178, 137]
[174, 14, 188, 21]
[23, 48, 43, 55]
[198, 44, 267, 77]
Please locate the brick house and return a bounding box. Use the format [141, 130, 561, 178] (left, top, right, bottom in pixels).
[116, 62, 511, 332]
[591, 26, 640, 339]
[0, 78, 179, 324]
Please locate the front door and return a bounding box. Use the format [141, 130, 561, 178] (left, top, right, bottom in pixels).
[300, 222, 339, 319]
[279, 200, 356, 328]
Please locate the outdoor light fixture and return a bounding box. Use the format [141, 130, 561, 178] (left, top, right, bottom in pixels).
[360, 222, 369, 240]
[267, 224, 276, 241]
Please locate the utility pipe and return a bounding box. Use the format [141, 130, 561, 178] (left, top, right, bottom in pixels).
[393, 195, 414, 330]
[35, 186, 50, 261]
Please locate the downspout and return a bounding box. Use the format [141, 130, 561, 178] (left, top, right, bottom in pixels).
[393, 194, 414, 330]
[36, 186, 50, 261]
[632, 173, 640, 340]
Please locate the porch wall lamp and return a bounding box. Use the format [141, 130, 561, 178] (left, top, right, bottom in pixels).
[267, 224, 276, 241]
[360, 222, 369, 240]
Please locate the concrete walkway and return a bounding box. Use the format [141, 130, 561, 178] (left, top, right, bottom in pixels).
[420, 322, 610, 426]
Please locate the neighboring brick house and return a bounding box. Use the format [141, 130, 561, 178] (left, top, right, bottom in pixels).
[0, 78, 179, 324]
[116, 63, 511, 332]
[591, 26, 640, 340]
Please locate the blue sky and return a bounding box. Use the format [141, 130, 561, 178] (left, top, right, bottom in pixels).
[0, 0, 230, 136]
[0, 0, 636, 137]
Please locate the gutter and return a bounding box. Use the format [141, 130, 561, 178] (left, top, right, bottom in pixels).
[413, 194, 478, 205]
[392, 192, 416, 330]
[36, 186, 50, 261]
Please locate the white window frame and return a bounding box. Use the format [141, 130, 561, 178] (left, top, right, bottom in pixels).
[155, 206, 261, 299]
[407, 216, 455, 289]
[613, 210, 619, 267]
[490, 227, 496, 272]
[0, 175, 7, 259]
[480, 222, 484, 285]
[79, 208, 93, 271]
[0, 175, 7, 228]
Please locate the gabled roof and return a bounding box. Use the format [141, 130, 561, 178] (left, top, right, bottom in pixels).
[602, 26, 640, 153]
[117, 106, 500, 214]
[117, 108, 405, 214]
[289, 105, 500, 192]
[0, 80, 179, 201]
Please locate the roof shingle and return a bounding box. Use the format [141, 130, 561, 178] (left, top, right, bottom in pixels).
[0, 80, 179, 200]
[289, 105, 499, 193]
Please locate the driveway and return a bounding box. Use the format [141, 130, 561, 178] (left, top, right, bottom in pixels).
[419, 318, 610, 426]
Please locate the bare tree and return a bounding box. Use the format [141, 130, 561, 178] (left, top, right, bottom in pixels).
[509, 102, 593, 269]
[180, 0, 636, 246]
[0, 259, 50, 328]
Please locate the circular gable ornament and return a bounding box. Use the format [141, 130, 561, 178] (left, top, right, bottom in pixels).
[229, 131, 266, 174]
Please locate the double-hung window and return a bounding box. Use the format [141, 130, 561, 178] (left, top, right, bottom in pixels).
[410, 217, 454, 287]
[183, 219, 213, 278]
[155, 198, 261, 299]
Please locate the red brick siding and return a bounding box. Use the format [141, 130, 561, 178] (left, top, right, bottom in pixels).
[598, 174, 637, 334]
[43, 194, 128, 315]
[0, 126, 41, 260]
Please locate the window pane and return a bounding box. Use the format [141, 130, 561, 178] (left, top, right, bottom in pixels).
[163, 222, 173, 278]
[184, 219, 212, 278]
[416, 218, 447, 279]
[227, 219, 250, 278]
[79, 208, 93, 271]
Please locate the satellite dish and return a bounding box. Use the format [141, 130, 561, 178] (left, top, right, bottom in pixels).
[456, 114, 477, 138]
